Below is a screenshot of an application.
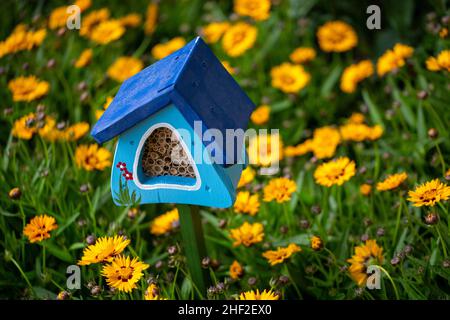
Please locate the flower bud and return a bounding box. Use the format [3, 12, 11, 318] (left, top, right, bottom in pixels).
[424, 212, 439, 225]
[8, 187, 22, 200]
[427, 128, 438, 139]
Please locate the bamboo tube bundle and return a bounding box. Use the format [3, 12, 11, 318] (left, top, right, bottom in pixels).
[141, 127, 195, 178]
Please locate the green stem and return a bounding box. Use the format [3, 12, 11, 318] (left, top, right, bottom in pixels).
[171, 265, 180, 299]
[42, 244, 46, 274]
[393, 194, 403, 244]
[435, 143, 447, 177]
[10, 257, 34, 294]
[285, 264, 302, 299]
[283, 202, 293, 234]
[435, 224, 448, 258]
[86, 194, 98, 233]
[178, 205, 210, 298]
[437, 202, 449, 235]
[19, 202, 26, 265]
[133, 37, 152, 58]
[376, 266, 399, 300]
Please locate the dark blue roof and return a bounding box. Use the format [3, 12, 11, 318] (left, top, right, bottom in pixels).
[91, 37, 255, 164]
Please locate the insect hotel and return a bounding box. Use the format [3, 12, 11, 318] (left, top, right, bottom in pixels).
[91, 37, 255, 209]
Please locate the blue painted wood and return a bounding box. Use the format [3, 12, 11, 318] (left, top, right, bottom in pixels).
[91, 36, 255, 165]
[111, 104, 244, 208]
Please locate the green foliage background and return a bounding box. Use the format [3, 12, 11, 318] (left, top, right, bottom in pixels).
[0, 0, 449, 300]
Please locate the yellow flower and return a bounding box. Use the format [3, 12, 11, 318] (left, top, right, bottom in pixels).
[229, 221, 264, 247]
[376, 173, 408, 191]
[74, 49, 93, 68]
[348, 112, 365, 124]
[426, 56, 441, 71]
[285, 126, 340, 159]
[314, 157, 356, 187]
[376, 43, 413, 76]
[80, 8, 110, 37]
[310, 126, 341, 159]
[151, 37, 186, 60]
[229, 260, 244, 280]
[144, 283, 166, 300]
[250, 105, 270, 125]
[339, 123, 369, 142]
[237, 166, 256, 188]
[347, 240, 384, 286]
[238, 289, 279, 300]
[118, 13, 141, 28]
[0, 25, 46, 58]
[107, 56, 143, 82]
[37, 115, 62, 142]
[150, 208, 179, 236]
[23, 215, 58, 243]
[63, 122, 90, 141]
[445, 169, 450, 180]
[310, 236, 323, 251]
[201, 22, 230, 43]
[234, 191, 260, 216]
[78, 235, 130, 265]
[436, 50, 450, 71]
[222, 22, 257, 57]
[144, 3, 158, 35]
[270, 62, 310, 93]
[74, 0, 92, 12]
[289, 47, 316, 64]
[360, 183, 372, 196]
[89, 20, 125, 45]
[234, 0, 271, 21]
[426, 50, 450, 72]
[221, 60, 235, 75]
[262, 243, 301, 266]
[263, 177, 297, 203]
[439, 27, 448, 38]
[407, 179, 450, 207]
[48, 6, 69, 30]
[248, 133, 283, 167]
[96, 96, 114, 119]
[102, 255, 149, 293]
[367, 125, 383, 140]
[284, 140, 313, 157]
[377, 50, 403, 76]
[339, 123, 382, 142]
[340, 60, 374, 93]
[317, 21, 358, 52]
[12, 113, 37, 140]
[8, 76, 49, 102]
[75, 144, 112, 171]
[393, 43, 414, 59]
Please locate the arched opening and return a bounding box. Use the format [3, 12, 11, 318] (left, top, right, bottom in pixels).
[136, 126, 198, 188]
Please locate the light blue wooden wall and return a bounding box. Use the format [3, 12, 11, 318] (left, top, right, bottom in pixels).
[111, 104, 244, 208]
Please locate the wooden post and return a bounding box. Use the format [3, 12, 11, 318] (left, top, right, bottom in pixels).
[178, 204, 210, 298]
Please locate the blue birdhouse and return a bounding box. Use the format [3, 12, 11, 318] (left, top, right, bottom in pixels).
[91, 37, 255, 208]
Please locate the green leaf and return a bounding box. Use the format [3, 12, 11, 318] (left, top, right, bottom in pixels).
[392, 88, 416, 127]
[69, 242, 85, 251]
[43, 242, 73, 263]
[32, 286, 56, 300]
[321, 65, 342, 98]
[180, 277, 193, 300]
[55, 212, 80, 236]
[271, 99, 292, 113]
[254, 21, 282, 65]
[362, 89, 384, 128]
[416, 102, 426, 143]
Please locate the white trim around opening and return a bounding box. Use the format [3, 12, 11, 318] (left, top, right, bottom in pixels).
[132, 122, 202, 191]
